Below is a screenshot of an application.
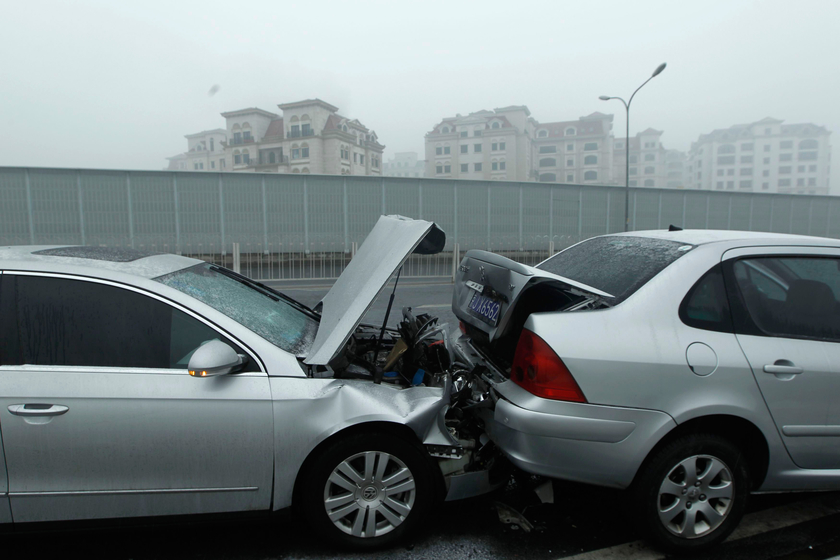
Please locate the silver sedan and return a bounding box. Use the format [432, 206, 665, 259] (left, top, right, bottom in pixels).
[451, 229, 840, 553]
[0, 216, 490, 549]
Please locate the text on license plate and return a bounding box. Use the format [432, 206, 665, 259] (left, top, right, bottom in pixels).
[468, 293, 501, 326]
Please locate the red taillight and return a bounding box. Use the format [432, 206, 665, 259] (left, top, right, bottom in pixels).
[511, 329, 587, 403]
[459, 320, 466, 334]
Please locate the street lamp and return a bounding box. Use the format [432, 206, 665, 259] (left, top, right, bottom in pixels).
[600, 62, 667, 232]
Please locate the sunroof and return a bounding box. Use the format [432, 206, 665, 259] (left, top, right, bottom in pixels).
[32, 247, 161, 263]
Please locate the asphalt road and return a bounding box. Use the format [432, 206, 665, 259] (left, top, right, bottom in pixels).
[3, 280, 839, 559]
[271, 277, 460, 332]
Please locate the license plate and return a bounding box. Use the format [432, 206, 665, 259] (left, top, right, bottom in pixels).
[468, 292, 501, 326]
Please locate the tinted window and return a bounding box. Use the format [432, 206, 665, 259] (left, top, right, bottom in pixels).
[537, 236, 693, 304]
[731, 257, 840, 341]
[680, 265, 733, 333]
[1, 275, 252, 370]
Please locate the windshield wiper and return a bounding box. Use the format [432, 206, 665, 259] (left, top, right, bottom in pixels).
[209, 266, 320, 320]
[253, 279, 321, 317]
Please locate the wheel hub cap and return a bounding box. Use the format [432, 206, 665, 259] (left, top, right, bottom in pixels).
[657, 454, 734, 539]
[323, 451, 416, 539]
[362, 486, 378, 501]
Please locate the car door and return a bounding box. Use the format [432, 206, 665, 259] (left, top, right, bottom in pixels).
[722, 247, 840, 469]
[0, 272, 274, 522]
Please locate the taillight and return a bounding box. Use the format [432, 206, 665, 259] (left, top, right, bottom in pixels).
[511, 329, 587, 403]
[459, 320, 466, 334]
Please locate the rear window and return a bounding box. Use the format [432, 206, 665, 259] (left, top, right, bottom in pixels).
[537, 236, 693, 304]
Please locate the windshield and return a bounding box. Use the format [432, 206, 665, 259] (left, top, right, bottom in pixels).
[537, 236, 693, 304]
[155, 263, 318, 357]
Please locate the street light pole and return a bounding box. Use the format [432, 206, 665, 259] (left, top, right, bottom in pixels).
[600, 62, 667, 232]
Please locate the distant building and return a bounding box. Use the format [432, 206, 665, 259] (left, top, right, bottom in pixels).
[612, 128, 673, 189]
[425, 107, 615, 184]
[533, 112, 614, 185]
[384, 152, 426, 178]
[686, 117, 831, 194]
[166, 99, 384, 176]
[664, 149, 690, 189]
[166, 129, 228, 171]
[425, 106, 536, 181]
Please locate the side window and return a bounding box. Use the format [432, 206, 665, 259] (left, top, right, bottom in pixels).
[679, 265, 733, 333]
[730, 257, 840, 341]
[2, 275, 256, 371]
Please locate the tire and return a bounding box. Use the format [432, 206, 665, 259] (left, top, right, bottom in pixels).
[630, 433, 750, 554]
[299, 431, 438, 550]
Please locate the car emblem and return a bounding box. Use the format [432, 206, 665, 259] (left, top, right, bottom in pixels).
[362, 486, 378, 500]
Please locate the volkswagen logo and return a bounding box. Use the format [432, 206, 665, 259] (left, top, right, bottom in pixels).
[362, 486, 378, 501]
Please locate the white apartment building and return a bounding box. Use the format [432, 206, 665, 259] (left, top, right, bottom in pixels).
[384, 152, 426, 178]
[425, 106, 535, 181]
[533, 112, 614, 185]
[612, 128, 676, 188]
[687, 117, 832, 195]
[665, 149, 690, 189]
[166, 129, 228, 171]
[425, 108, 614, 184]
[167, 99, 384, 176]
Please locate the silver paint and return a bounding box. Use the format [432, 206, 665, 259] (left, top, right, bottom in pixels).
[305, 215, 442, 366]
[455, 230, 840, 494]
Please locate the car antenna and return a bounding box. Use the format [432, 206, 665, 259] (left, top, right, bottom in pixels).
[373, 265, 402, 384]
[668, 224, 683, 231]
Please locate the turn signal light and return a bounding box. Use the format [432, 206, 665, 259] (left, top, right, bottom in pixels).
[511, 329, 587, 403]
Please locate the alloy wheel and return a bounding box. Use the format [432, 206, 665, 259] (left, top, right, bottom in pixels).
[657, 454, 734, 538]
[323, 451, 416, 538]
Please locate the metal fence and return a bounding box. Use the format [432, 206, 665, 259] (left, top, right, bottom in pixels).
[2, 166, 839, 280]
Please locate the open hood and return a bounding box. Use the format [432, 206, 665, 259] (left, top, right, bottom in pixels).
[304, 215, 445, 366]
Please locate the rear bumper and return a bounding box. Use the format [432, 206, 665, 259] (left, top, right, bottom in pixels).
[482, 382, 676, 489]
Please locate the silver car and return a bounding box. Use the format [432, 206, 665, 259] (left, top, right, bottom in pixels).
[450, 229, 840, 553]
[0, 216, 499, 549]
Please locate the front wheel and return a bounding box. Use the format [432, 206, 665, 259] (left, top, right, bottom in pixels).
[300, 432, 437, 549]
[630, 433, 750, 554]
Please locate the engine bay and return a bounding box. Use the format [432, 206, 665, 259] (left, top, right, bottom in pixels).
[323, 306, 505, 495]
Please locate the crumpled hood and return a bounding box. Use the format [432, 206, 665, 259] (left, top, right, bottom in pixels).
[304, 215, 445, 366]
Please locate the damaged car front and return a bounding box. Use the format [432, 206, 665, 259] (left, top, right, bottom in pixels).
[240, 215, 506, 548]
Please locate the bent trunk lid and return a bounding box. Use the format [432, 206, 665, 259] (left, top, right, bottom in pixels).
[452, 249, 612, 344]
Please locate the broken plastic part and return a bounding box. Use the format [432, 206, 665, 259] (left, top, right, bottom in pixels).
[494, 502, 534, 532]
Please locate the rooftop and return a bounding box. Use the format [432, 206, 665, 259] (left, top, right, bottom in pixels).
[220, 107, 279, 119]
[618, 229, 839, 247]
[185, 129, 227, 139]
[278, 98, 340, 112]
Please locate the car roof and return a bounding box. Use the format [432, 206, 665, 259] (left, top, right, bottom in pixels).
[610, 229, 840, 248]
[0, 246, 202, 279]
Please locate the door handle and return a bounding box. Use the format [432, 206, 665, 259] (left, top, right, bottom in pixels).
[763, 363, 804, 375]
[8, 404, 69, 417]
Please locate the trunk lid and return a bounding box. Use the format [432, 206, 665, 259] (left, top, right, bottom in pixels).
[452, 249, 612, 355]
[304, 215, 445, 366]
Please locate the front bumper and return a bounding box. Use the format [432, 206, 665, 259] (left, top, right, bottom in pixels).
[482, 381, 677, 489]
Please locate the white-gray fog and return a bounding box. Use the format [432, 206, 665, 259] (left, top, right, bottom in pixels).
[1, 0, 838, 193]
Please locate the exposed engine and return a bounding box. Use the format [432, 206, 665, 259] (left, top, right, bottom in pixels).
[328, 306, 503, 492]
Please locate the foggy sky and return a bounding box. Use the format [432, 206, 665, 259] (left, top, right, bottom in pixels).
[2, 0, 839, 193]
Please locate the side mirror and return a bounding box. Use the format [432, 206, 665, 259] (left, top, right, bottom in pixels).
[188, 340, 247, 377]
